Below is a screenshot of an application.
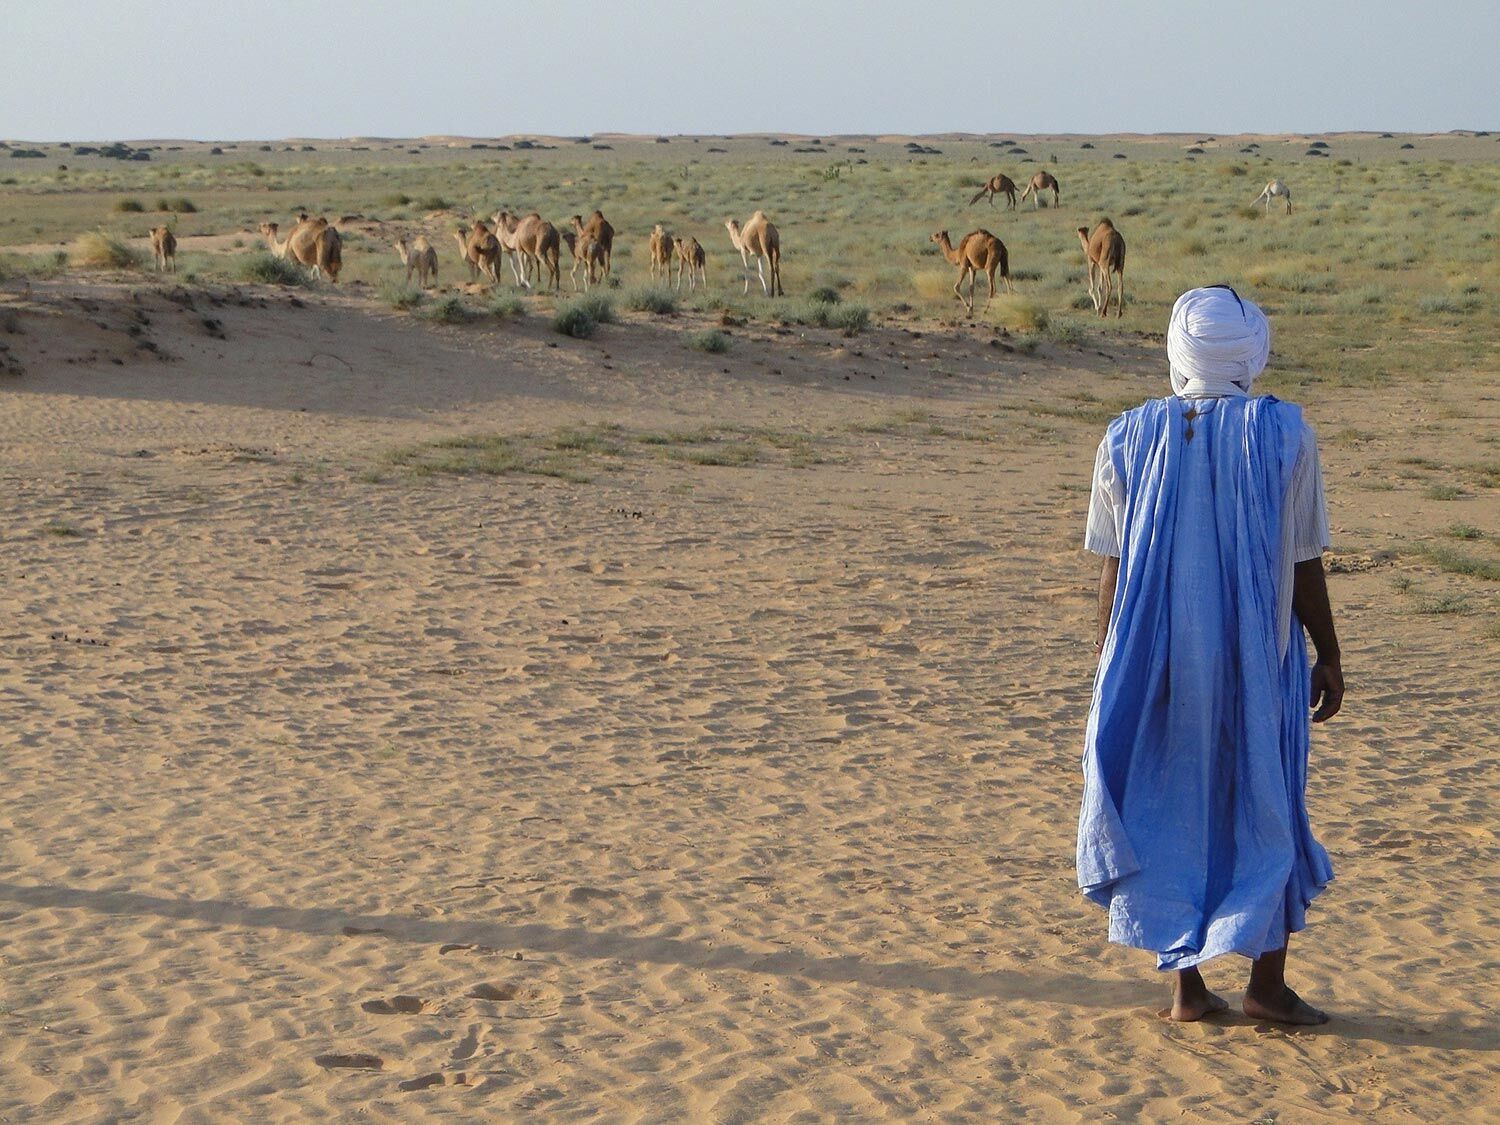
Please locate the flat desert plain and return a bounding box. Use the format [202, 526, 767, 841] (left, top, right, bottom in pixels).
[0, 132, 1496, 1121]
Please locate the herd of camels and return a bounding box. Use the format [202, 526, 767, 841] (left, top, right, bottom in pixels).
[143, 171, 1293, 323]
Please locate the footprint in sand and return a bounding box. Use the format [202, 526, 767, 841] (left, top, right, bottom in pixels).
[467, 982, 518, 1001]
[315, 1052, 384, 1070]
[397, 1072, 445, 1091]
[361, 995, 425, 1015]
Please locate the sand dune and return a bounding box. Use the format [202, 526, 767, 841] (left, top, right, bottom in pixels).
[0, 278, 1494, 1119]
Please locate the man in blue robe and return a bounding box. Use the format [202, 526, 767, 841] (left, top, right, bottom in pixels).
[1079, 286, 1345, 1024]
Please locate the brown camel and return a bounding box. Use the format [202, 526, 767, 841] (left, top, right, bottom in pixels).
[1077, 219, 1126, 318]
[395, 234, 438, 287]
[454, 222, 500, 284]
[930, 229, 1012, 313]
[725, 211, 783, 296]
[259, 216, 341, 282]
[149, 225, 177, 273]
[648, 223, 676, 284]
[511, 213, 560, 292]
[1018, 171, 1061, 209]
[561, 230, 607, 290]
[674, 235, 707, 291]
[572, 212, 615, 278]
[969, 173, 1019, 210]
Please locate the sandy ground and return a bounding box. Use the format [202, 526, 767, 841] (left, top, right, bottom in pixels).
[0, 277, 1495, 1121]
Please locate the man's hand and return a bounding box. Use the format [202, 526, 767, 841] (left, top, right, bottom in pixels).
[1310, 661, 1344, 722]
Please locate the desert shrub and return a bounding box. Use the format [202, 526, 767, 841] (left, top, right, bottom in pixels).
[113, 198, 145, 213]
[379, 281, 425, 310]
[380, 192, 412, 207]
[155, 197, 197, 213]
[415, 196, 450, 212]
[1418, 294, 1480, 315]
[489, 293, 526, 318]
[824, 303, 870, 333]
[689, 329, 731, 353]
[71, 231, 144, 270]
[552, 303, 598, 338]
[624, 287, 677, 314]
[423, 296, 477, 324]
[237, 252, 310, 286]
[808, 285, 841, 305]
[570, 293, 617, 324]
[989, 295, 1049, 332]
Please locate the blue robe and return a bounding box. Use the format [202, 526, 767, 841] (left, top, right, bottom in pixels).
[1077, 395, 1333, 970]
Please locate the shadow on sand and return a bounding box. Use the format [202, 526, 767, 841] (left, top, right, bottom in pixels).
[0, 880, 1492, 1053]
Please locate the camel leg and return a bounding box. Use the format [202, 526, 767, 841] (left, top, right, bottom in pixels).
[1115, 269, 1125, 318]
[984, 265, 995, 308]
[756, 255, 768, 297]
[1100, 269, 1112, 319]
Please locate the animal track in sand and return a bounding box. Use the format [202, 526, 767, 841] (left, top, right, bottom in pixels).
[314, 1052, 384, 1070]
[397, 1072, 446, 1091]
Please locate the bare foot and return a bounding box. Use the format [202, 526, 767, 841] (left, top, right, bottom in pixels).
[1243, 986, 1330, 1025]
[1163, 969, 1230, 1021]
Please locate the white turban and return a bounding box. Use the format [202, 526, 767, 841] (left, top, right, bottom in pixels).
[1167, 286, 1271, 397]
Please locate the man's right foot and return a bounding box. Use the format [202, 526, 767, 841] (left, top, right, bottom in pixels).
[1243, 986, 1329, 1025]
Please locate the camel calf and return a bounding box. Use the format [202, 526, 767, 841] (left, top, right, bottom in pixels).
[395, 235, 438, 287]
[649, 224, 676, 284]
[150, 226, 176, 273]
[674, 236, 707, 291]
[561, 230, 607, 290]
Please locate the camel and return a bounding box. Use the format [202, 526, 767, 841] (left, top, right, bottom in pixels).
[572, 212, 614, 278]
[930, 229, 1012, 313]
[1018, 171, 1061, 209]
[488, 212, 533, 287]
[725, 211, 783, 296]
[648, 224, 676, 283]
[1253, 179, 1293, 214]
[395, 234, 438, 287]
[258, 216, 342, 282]
[454, 223, 500, 284]
[511, 212, 561, 292]
[969, 173, 1019, 210]
[1077, 219, 1126, 318]
[674, 235, 707, 290]
[560, 229, 607, 290]
[149, 225, 176, 273]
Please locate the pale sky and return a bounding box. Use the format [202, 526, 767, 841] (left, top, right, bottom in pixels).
[3, 0, 1495, 141]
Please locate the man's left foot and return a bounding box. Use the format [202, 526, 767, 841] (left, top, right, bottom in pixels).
[1243, 986, 1330, 1025]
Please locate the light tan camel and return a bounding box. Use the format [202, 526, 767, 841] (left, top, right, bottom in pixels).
[930, 229, 1012, 313]
[395, 234, 438, 287]
[674, 235, 707, 291]
[1018, 171, 1061, 209]
[259, 216, 342, 282]
[969, 173, 1019, 210]
[560, 230, 607, 290]
[1253, 179, 1293, 214]
[648, 224, 676, 284]
[572, 212, 614, 278]
[512, 213, 561, 292]
[489, 212, 532, 287]
[149, 225, 177, 273]
[1077, 219, 1126, 318]
[725, 211, 783, 296]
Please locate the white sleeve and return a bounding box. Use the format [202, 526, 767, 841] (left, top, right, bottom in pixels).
[1287, 424, 1331, 562]
[1084, 437, 1125, 557]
